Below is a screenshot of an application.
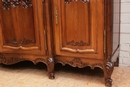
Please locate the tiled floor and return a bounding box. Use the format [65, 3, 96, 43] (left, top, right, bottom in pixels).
[0, 61, 130, 87]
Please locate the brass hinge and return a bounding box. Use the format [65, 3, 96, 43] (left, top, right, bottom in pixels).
[104, 29, 106, 54]
[44, 30, 47, 51]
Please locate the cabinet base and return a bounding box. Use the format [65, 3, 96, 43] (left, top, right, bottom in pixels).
[56, 57, 114, 87]
[0, 53, 55, 79]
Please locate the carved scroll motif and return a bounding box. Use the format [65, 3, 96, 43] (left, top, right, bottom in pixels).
[105, 62, 114, 87]
[65, 0, 89, 4]
[2, 0, 32, 10]
[67, 40, 89, 46]
[106, 62, 114, 76]
[6, 38, 36, 45]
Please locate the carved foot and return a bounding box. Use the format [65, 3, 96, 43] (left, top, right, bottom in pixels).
[104, 62, 114, 87]
[49, 72, 55, 79]
[105, 78, 112, 87]
[47, 58, 55, 79]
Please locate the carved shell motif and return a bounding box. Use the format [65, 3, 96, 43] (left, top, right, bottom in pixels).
[65, 0, 89, 4]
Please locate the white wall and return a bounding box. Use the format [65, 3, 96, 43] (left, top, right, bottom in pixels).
[120, 0, 130, 66]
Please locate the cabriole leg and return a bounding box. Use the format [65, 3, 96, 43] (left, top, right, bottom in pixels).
[47, 58, 55, 79]
[104, 62, 114, 87]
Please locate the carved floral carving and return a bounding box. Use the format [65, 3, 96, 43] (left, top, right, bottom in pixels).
[21, 0, 32, 8]
[68, 58, 85, 68]
[0, 53, 47, 65]
[2, 0, 32, 10]
[67, 40, 89, 46]
[0, 53, 26, 64]
[2, 0, 11, 10]
[56, 58, 103, 69]
[10, 0, 21, 8]
[6, 38, 36, 45]
[65, 0, 89, 4]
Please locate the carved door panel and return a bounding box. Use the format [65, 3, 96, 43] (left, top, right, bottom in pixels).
[0, 0, 47, 55]
[53, 0, 104, 59]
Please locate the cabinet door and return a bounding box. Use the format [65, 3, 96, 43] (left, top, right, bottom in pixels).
[0, 0, 47, 55]
[53, 0, 104, 59]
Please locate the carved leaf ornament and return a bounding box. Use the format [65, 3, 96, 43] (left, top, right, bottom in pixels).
[65, 0, 89, 4]
[67, 40, 89, 46]
[2, 0, 32, 10]
[6, 38, 36, 45]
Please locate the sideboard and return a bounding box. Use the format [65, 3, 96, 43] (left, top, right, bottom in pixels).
[0, 0, 120, 86]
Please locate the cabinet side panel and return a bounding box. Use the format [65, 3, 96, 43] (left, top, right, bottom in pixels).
[111, 0, 120, 62]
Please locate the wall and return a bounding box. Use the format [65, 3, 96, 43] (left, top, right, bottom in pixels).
[120, 0, 130, 66]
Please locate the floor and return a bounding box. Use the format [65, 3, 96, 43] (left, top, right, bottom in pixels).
[0, 61, 129, 87]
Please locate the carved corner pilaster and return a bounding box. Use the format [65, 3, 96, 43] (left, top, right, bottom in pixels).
[104, 62, 114, 87]
[47, 58, 55, 79]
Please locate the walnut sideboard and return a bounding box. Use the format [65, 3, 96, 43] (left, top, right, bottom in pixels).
[0, 0, 120, 87]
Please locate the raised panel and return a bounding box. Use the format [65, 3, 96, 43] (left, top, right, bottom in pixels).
[54, 0, 104, 59]
[0, 0, 46, 55]
[62, 0, 90, 50]
[2, 3, 36, 47]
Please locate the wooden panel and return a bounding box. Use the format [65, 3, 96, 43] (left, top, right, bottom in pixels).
[53, 0, 104, 59]
[2, 3, 35, 47]
[0, 0, 47, 55]
[62, 0, 90, 50]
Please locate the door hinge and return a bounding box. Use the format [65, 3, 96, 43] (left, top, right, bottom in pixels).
[44, 30, 47, 51]
[104, 29, 106, 54]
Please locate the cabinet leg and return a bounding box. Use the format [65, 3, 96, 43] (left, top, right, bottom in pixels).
[104, 62, 114, 87]
[47, 58, 55, 79]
